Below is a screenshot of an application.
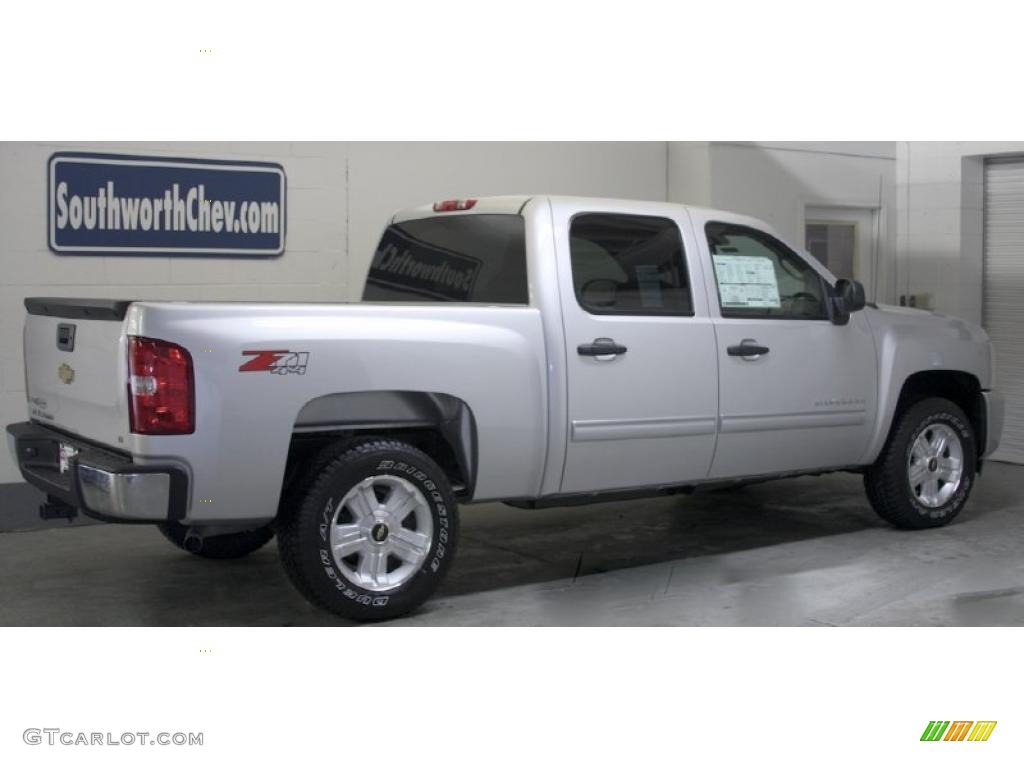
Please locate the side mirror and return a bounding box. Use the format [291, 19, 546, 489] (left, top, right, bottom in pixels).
[830, 279, 866, 325]
[837, 279, 866, 313]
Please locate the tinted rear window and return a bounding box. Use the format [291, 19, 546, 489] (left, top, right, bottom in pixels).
[363, 214, 528, 304]
[569, 213, 692, 316]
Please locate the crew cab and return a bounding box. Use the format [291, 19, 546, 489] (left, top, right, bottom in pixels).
[6, 195, 1004, 620]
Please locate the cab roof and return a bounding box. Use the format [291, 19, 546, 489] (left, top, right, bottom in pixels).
[390, 195, 763, 230]
[387, 195, 826, 280]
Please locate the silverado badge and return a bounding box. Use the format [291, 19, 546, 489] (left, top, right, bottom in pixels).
[58, 363, 75, 385]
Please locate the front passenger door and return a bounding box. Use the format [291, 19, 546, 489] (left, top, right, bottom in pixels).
[697, 216, 878, 480]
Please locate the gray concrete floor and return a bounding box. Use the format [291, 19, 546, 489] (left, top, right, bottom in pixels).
[1, 462, 1022, 625]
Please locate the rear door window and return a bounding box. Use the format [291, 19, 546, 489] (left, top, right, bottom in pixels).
[569, 213, 693, 316]
[363, 214, 528, 304]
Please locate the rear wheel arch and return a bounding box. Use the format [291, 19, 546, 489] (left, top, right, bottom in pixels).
[281, 390, 478, 505]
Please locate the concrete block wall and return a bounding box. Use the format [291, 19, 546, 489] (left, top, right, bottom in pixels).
[896, 141, 1024, 325]
[669, 141, 899, 303]
[0, 141, 668, 483]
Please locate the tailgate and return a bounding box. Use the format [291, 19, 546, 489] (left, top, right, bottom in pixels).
[23, 298, 131, 448]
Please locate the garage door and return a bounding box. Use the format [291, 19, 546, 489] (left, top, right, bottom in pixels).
[984, 156, 1024, 463]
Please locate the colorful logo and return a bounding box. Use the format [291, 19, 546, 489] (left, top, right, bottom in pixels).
[920, 721, 997, 742]
[238, 350, 309, 375]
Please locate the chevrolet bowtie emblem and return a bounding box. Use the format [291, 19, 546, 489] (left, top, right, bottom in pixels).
[58, 363, 75, 385]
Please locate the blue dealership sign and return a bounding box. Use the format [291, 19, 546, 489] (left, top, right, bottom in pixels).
[48, 152, 286, 256]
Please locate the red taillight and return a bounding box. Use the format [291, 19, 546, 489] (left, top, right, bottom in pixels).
[127, 336, 194, 435]
[432, 199, 477, 212]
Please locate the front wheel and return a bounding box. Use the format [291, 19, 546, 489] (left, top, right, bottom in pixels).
[864, 397, 976, 529]
[277, 439, 459, 621]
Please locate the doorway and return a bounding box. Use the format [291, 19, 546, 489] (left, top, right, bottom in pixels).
[804, 205, 879, 297]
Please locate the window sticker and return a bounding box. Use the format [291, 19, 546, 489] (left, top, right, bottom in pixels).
[712, 254, 781, 308]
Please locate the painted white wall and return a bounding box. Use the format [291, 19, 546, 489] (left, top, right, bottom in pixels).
[668, 141, 898, 302]
[895, 141, 1024, 325]
[0, 141, 667, 482]
[666, 141, 712, 207]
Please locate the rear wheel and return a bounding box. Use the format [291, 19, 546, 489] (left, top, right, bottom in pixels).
[157, 521, 274, 559]
[864, 397, 976, 529]
[277, 439, 459, 622]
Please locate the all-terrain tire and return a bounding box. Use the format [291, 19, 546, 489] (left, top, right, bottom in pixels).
[157, 521, 275, 559]
[864, 397, 976, 529]
[277, 438, 459, 622]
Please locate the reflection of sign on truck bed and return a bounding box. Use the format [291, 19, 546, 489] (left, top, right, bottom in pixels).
[367, 226, 481, 301]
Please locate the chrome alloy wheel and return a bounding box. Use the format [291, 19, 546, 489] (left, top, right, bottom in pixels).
[907, 423, 964, 508]
[329, 475, 433, 592]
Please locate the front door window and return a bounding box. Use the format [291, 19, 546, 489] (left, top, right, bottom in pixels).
[707, 221, 828, 320]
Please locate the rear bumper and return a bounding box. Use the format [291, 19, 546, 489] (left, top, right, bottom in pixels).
[5, 421, 187, 522]
[982, 390, 1005, 458]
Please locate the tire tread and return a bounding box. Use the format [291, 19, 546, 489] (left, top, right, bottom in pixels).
[864, 396, 975, 529]
[276, 438, 458, 621]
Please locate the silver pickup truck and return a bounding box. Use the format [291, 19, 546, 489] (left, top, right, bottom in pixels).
[7, 195, 1004, 620]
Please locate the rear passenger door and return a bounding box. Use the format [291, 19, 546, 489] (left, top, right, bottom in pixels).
[553, 200, 720, 494]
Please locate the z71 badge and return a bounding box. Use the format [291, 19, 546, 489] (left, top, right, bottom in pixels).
[239, 350, 309, 375]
